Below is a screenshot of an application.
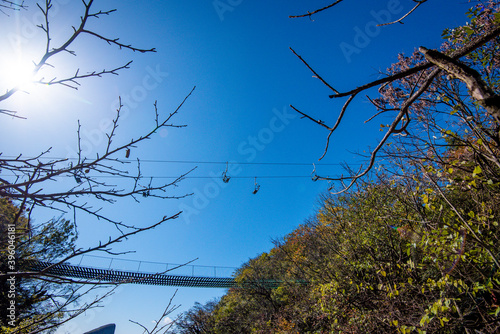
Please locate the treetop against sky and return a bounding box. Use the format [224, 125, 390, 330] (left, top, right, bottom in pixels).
[0, 0, 491, 333]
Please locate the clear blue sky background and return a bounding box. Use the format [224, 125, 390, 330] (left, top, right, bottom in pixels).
[0, 0, 475, 332]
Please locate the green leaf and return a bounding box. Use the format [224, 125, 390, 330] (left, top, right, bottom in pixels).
[420, 315, 429, 327]
[473, 165, 482, 177]
[494, 12, 500, 23]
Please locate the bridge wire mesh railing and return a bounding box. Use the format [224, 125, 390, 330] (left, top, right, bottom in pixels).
[24, 255, 300, 289]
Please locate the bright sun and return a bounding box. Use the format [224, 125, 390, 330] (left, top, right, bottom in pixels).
[0, 54, 37, 91]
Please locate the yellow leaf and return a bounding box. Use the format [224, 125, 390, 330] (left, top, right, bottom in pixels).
[473, 165, 482, 177]
[422, 194, 429, 204]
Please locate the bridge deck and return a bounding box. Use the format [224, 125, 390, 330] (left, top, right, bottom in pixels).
[26, 260, 283, 289]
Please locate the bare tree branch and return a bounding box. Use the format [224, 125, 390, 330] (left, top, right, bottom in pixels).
[420, 46, 500, 121]
[290, 15, 500, 192]
[289, 0, 427, 24]
[0, 0, 26, 15]
[328, 26, 500, 99]
[378, 0, 428, 26]
[130, 290, 180, 334]
[324, 68, 441, 193]
[0, 87, 196, 228]
[289, 1, 344, 19]
[289, 47, 339, 94]
[0, 0, 156, 104]
[0, 2, 195, 333]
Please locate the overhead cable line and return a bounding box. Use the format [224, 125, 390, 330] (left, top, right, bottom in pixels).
[0, 174, 321, 180]
[1, 155, 355, 167]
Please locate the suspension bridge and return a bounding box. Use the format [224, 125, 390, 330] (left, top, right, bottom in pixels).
[25, 255, 287, 289]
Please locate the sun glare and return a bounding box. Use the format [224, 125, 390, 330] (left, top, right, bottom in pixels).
[0, 55, 37, 91]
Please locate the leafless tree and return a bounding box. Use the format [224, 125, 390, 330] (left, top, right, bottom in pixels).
[0, 1, 194, 332]
[0, 0, 155, 118]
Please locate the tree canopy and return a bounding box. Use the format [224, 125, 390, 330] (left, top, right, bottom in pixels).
[1, 198, 78, 333]
[175, 2, 500, 333]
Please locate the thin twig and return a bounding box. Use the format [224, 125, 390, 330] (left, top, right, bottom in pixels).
[377, 0, 427, 26]
[289, 0, 344, 19]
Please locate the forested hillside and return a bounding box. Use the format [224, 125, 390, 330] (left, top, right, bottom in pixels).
[174, 2, 500, 333]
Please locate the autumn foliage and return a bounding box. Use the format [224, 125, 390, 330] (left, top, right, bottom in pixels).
[174, 3, 500, 333]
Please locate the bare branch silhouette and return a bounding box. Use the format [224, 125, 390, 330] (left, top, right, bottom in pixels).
[289, 0, 344, 19]
[0, 0, 156, 105]
[290, 9, 500, 192]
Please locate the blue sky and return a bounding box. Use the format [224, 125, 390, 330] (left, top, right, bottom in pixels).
[0, 0, 476, 332]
